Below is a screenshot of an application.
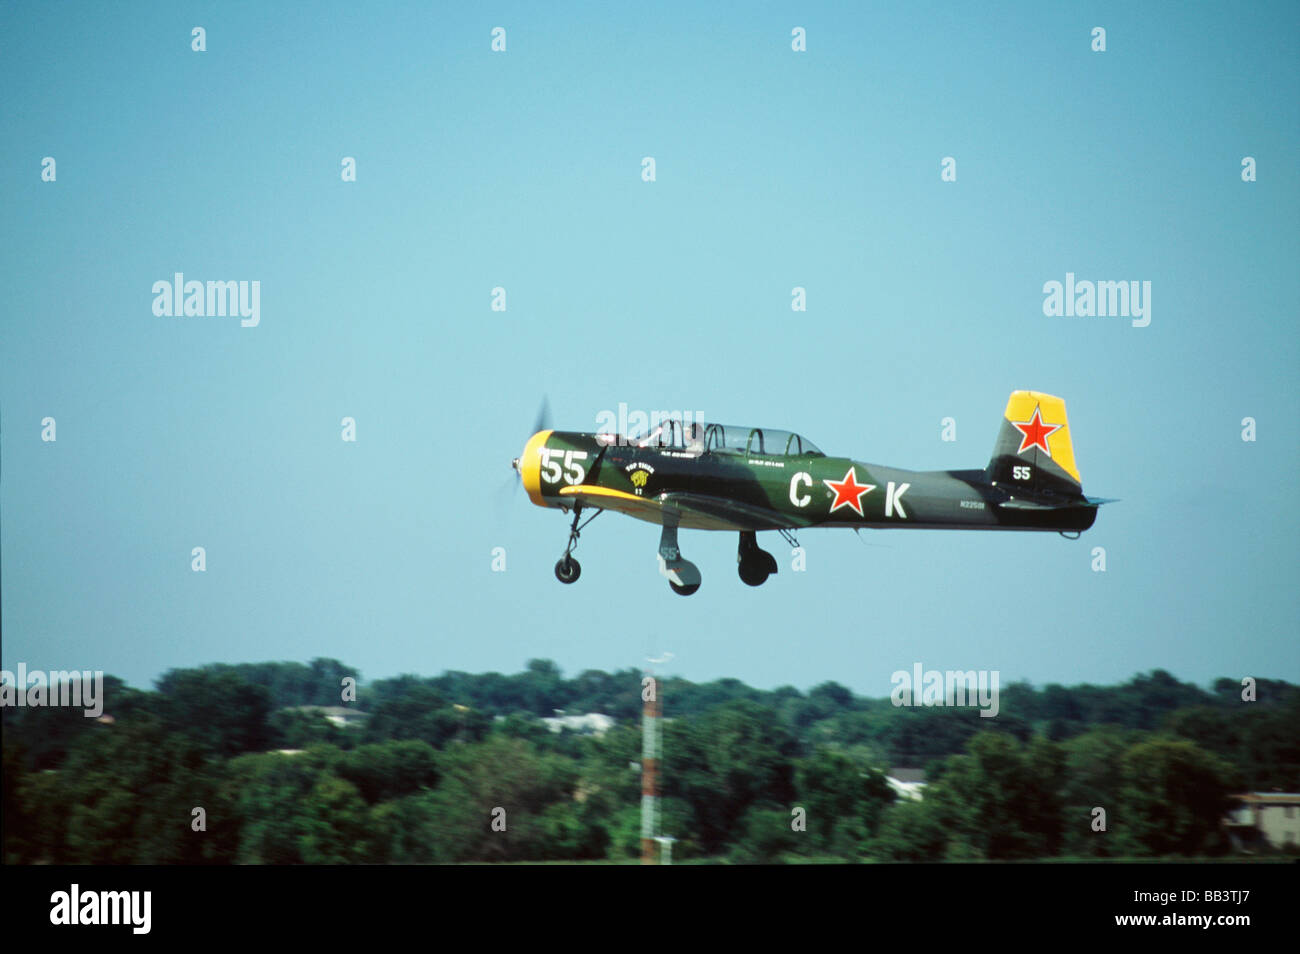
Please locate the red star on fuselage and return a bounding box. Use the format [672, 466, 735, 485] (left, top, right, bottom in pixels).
[1011, 406, 1063, 456]
[823, 467, 875, 516]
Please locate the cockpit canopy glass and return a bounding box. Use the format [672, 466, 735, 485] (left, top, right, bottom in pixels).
[701, 423, 823, 456]
[626, 419, 823, 456]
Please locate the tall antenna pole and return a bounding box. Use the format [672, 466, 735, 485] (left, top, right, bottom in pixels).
[642, 652, 673, 865]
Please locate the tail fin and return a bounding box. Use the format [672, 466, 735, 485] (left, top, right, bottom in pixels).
[985, 391, 1084, 498]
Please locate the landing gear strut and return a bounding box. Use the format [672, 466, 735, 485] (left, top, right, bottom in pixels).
[657, 517, 701, 596]
[554, 505, 602, 584]
[737, 531, 778, 586]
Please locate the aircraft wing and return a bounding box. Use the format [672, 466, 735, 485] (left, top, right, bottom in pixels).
[660, 491, 810, 531]
[557, 486, 805, 532]
[556, 486, 669, 524]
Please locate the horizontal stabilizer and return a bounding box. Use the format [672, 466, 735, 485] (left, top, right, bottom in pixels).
[995, 498, 1058, 511]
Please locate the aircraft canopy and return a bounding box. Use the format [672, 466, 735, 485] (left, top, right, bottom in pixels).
[635, 419, 824, 457]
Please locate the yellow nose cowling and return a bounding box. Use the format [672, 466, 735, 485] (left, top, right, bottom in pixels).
[520, 430, 552, 507]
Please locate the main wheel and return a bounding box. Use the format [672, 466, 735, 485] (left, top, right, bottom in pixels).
[554, 556, 581, 584]
[738, 562, 770, 587]
[669, 580, 700, 596]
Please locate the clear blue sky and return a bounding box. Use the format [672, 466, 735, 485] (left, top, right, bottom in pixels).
[3, 2, 1297, 697]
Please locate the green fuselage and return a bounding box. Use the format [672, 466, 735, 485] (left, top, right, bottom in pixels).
[534, 431, 1098, 534]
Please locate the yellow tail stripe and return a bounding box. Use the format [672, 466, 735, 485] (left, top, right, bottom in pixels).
[1004, 391, 1079, 483]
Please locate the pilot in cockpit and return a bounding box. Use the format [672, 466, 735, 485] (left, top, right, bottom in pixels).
[682, 422, 706, 454]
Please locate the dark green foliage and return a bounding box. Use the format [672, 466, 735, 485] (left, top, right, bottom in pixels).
[5, 659, 1296, 864]
[922, 734, 1066, 860]
[268, 708, 351, 750]
[728, 806, 803, 863]
[155, 668, 273, 758]
[2, 675, 141, 771]
[870, 798, 950, 862]
[223, 747, 370, 864]
[1113, 739, 1237, 856]
[362, 685, 489, 748]
[154, 659, 354, 710]
[2, 737, 32, 863]
[827, 703, 1032, 767]
[1059, 726, 1140, 857]
[336, 740, 440, 804]
[663, 700, 798, 855]
[1163, 696, 1300, 790]
[662, 677, 766, 718]
[392, 735, 586, 862]
[52, 714, 230, 864]
[795, 748, 895, 855]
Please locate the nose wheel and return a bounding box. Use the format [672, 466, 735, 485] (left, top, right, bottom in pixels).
[554, 505, 601, 585]
[555, 555, 581, 584]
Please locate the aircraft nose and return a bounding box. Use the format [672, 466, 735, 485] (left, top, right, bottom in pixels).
[518, 429, 551, 506]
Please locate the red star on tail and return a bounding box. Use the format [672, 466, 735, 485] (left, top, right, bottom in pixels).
[1011, 406, 1063, 456]
[823, 467, 875, 516]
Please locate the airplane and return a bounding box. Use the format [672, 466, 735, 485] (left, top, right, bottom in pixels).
[511, 390, 1112, 596]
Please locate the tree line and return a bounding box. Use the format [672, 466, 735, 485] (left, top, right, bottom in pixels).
[3, 661, 1296, 863]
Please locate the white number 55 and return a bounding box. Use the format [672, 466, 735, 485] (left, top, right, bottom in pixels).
[539, 448, 588, 484]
